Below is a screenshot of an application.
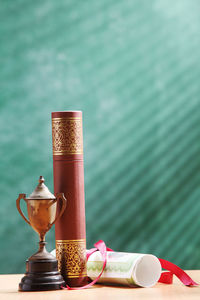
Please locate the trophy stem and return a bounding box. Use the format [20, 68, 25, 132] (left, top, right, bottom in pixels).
[40, 233, 45, 243]
[38, 240, 47, 254]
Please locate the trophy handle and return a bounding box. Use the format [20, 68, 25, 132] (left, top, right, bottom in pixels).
[16, 193, 31, 226]
[51, 193, 67, 226]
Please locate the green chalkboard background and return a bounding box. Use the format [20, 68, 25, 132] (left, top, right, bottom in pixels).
[0, 0, 200, 274]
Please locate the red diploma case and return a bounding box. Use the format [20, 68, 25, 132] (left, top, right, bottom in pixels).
[51, 111, 87, 287]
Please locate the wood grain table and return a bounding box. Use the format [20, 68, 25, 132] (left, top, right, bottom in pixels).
[0, 271, 199, 300]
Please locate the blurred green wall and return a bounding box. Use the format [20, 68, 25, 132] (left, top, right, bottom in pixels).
[0, 0, 200, 274]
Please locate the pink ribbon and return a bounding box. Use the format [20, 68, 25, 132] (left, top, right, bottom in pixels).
[158, 258, 198, 286]
[62, 240, 198, 290]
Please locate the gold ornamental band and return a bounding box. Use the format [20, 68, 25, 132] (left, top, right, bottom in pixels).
[52, 117, 83, 155]
[53, 150, 83, 155]
[53, 117, 82, 120]
[56, 239, 87, 278]
[56, 239, 86, 242]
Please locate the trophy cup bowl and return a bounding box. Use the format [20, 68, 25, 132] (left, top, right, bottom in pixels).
[16, 176, 67, 291]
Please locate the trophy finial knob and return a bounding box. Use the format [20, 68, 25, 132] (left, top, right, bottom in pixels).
[39, 176, 45, 184]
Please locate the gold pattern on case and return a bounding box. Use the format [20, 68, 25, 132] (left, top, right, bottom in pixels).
[56, 239, 87, 278]
[52, 117, 83, 155]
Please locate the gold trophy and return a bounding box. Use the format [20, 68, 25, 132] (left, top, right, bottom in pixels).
[16, 176, 67, 291]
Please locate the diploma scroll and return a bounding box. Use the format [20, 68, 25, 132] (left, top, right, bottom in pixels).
[87, 250, 162, 288]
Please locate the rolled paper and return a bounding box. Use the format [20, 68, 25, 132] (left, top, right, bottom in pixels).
[51, 111, 87, 287]
[87, 251, 162, 288]
[51, 249, 161, 288]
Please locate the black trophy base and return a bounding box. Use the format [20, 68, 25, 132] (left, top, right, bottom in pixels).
[19, 258, 65, 291]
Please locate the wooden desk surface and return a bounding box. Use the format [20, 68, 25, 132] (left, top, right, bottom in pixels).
[0, 271, 199, 300]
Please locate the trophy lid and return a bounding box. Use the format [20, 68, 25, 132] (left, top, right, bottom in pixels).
[27, 176, 56, 200]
